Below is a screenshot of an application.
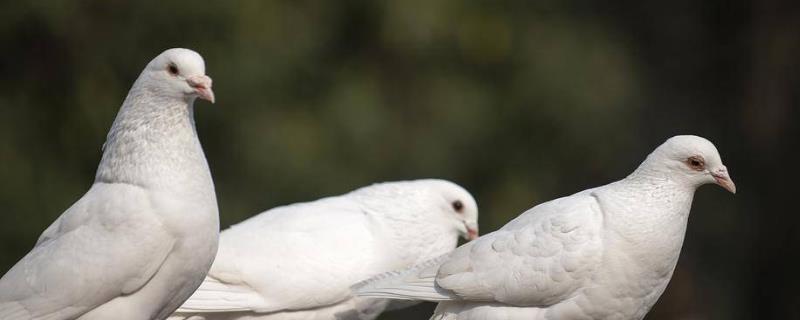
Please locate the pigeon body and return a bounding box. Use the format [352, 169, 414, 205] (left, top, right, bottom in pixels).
[0, 48, 219, 320]
[355, 136, 735, 320]
[170, 179, 479, 320]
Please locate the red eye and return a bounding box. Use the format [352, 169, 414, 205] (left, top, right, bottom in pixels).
[685, 156, 705, 171]
[452, 200, 464, 212]
[167, 63, 179, 75]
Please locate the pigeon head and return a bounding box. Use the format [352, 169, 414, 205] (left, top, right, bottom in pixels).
[359, 180, 480, 241]
[427, 180, 480, 241]
[642, 135, 735, 193]
[142, 48, 215, 103]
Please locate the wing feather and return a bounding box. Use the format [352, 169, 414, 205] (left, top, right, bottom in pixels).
[0, 183, 175, 319]
[176, 195, 382, 314]
[176, 277, 265, 313]
[354, 191, 604, 308]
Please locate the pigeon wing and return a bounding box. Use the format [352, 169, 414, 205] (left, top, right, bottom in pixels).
[438, 193, 604, 306]
[0, 183, 176, 320]
[356, 191, 604, 307]
[177, 195, 381, 314]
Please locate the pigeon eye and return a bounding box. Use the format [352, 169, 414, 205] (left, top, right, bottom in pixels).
[167, 63, 179, 76]
[685, 156, 705, 171]
[452, 200, 464, 213]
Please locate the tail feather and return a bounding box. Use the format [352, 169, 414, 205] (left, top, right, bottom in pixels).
[352, 254, 456, 302]
[176, 277, 263, 313]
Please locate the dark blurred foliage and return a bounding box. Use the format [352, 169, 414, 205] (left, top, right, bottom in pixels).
[1, 0, 798, 319]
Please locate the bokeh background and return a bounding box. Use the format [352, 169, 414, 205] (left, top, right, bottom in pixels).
[1, 1, 798, 319]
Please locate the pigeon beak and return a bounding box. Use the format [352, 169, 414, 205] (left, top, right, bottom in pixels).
[465, 223, 479, 241]
[187, 75, 215, 104]
[467, 228, 479, 241]
[711, 166, 736, 194]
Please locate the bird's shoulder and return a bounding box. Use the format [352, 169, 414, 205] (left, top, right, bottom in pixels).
[500, 187, 603, 231]
[219, 194, 371, 246]
[35, 182, 156, 246]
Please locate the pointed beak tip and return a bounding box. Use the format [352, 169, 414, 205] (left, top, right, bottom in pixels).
[188, 75, 215, 104]
[713, 175, 736, 194]
[196, 87, 215, 104]
[467, 228, 479, 241]
[206, 92, 216, 104]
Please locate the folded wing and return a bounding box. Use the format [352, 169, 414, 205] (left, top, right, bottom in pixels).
[355, 191, 604, 308]
[177, 196, 385, 314]
[0, 183, 175, 320]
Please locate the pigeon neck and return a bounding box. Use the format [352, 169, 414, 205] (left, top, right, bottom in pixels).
[594, 173, 697, 302]
[620, 171, 695, 205]
[395, 216, 460, 265]
[621, 163, 697, 215]
[388, 219, 460, 267]
[354, 191, 460, 267]
[95, 85, 214, 196]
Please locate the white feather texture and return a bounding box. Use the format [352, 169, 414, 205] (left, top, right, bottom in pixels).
[169, 179, 479, 320]
[354, 135, 736, 320]
[0, 48, 219, 320]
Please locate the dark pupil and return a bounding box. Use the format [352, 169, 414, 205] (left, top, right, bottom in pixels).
[691, 160, 700, 166]
[452, 200, 464, 212]
[168, 64, 178, 74]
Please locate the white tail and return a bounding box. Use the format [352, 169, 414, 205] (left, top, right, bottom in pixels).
[352, 254, 456, 302]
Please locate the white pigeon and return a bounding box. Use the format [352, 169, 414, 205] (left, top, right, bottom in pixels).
[355, 135, 736, 320]
[0, 48, 219, 320]
[169, 179, 479, 320]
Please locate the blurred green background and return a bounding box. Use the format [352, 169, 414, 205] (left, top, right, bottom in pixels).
[1, 1, 798, 319]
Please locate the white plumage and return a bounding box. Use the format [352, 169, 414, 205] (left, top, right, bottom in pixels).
[355, 135, 736, 320]
[0, 48, 219, 320]
[170, 179, 479, 320]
